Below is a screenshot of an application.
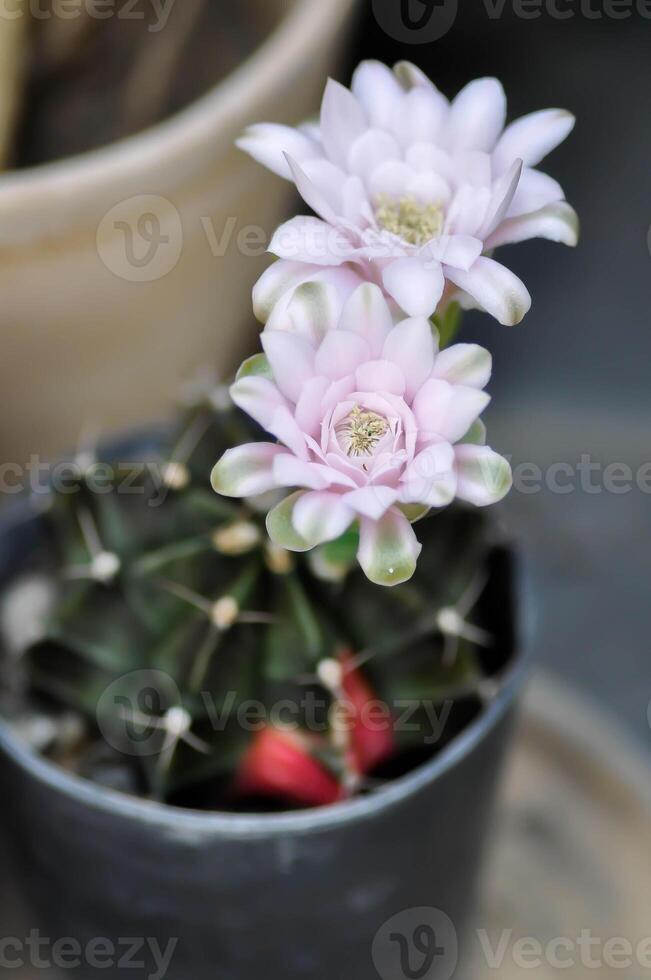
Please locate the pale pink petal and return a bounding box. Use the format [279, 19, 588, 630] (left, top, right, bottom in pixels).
[406, 171, 451, 206]
[508, 168, 565, 217]
[236, 124, 319, 180]
[479, 160, 523, 238]
[269, 216, 349, 267]
[454, 445, 513, 506]
[300, 159, 350, 215]
[262, 265, 365, 332]
[286, 282, 342, 346]
[262, 331, 315, 402]
[493, 109, 575, 171]
[355, 359, 406, 396]
[285, 155, 341, 225]
[446, 256, 531, 326]
[320, 78, 366, 168]
[273, 455, 331, 491]
[382, 317, 436, 401]
[406, 143, 453, 179]
[352, 60, 404, 130]
[445, 185, 491, 238]
[320, 375, 357, 416]
[348, 129, 401, 179]
[229, 376, 288, 430]
[357, 510, 422, 587]
[453, 150, 492, 188]
[382, 257, 445, 318]
[315, 331, 371, 380]
[253, 260, 319, 324]
[338, 283, 394, 357]
[433, 344, 492, 389]
[344, 486, 398, 520]
[268, 406, 309, 460]
[211, 443, 287, 498]
[394, 62, 448, 103]
[368, 160, 416, 201]
[399, 442, 457, 508]
[427, 234, 483, 272]
[487, 202, 579, 249]
[294, 376, 330, 438]
[446, 78, 506, 152]
[292, 490, 355, 545]
[393, 87, 447, 146]
[413, 379, 490, 444]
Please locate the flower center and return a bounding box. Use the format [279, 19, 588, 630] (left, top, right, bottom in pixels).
[337, 405, 388, 457]
[374, 195, 444, 246]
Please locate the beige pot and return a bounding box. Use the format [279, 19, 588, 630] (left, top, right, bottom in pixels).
[0, 0, 359, 465]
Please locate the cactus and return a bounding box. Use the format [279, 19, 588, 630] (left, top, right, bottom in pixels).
[1, 387, 514, 811]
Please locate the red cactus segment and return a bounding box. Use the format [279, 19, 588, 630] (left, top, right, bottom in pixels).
[339, 651, 396, 775]
[235, 726, 343, 808]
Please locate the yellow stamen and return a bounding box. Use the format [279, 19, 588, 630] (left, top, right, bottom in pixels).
[375, 194, 444, 246]
[339, 406, 388, 457]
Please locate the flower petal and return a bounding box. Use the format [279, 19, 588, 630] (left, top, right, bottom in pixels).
[487, 201, 580, 249]
[348, 129, 401, 179]
[268, 406, 309, 459]
[494, 109, 575, 171]
[237, 124, 319, 179]
[285, 155, 341, 225]
[235, 353, 273, 382]
[320, 78, 366, 168]
[286, 281, 342, 346]
[274, 453, 357, 490]
[352, 60, 404, 130]
[394, 86, 447, 146]
[294, 376, 330, 438]
[269, 215, 348, 267]
[211, 444, 286, 498]
[262, 331, 315, 403]
[315, 331, 371, 380]
[413, 379, 490, 444]
[355, 359, 406, 396]
[266, 491, 312, 552]
[454, 445, 513, 506]
[479, 160, 523, 238]
[400, 442, 457, 509]
[382, 258, 445, 319]
[357, 510, 422, 587]
[344, 486, 398, 520]
[446, 256, 531, 326]
[383, 317, 437, 401]
[508, 168, 565, 216]
[229, 376, 288, 430]
[433, 344, 492, 389]
[338, 283, 394, 357]
[292, 491, 354, 546]
[446, 78, 507, 152]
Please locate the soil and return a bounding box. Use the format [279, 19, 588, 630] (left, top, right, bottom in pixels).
[12, 0, 276, 168]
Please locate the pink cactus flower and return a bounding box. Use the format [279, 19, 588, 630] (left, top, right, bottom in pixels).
[211, 284, 511, 586]
[239, 61, 578, 326]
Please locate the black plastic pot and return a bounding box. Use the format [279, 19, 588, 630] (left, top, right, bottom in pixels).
[0, 503, 527, 980]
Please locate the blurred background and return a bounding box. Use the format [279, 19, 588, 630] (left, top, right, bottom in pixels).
[0, 0, 648, 753]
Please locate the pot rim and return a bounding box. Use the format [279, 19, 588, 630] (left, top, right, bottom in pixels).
[0, 0, 357, 225]
[0, 499, 529, 839]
